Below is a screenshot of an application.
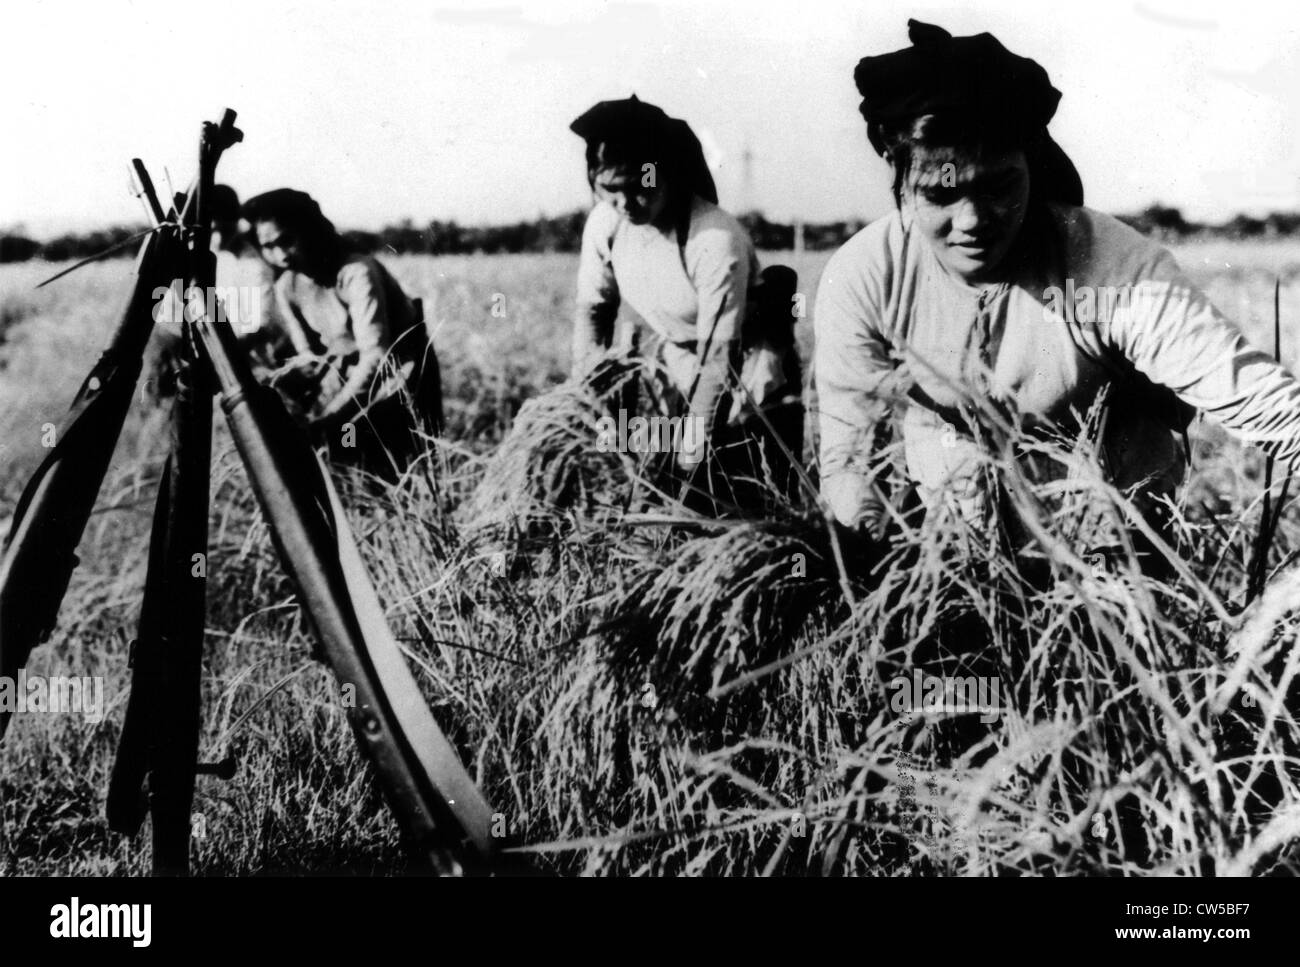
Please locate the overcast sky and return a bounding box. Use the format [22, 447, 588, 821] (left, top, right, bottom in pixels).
[2, 0, 1298, 236]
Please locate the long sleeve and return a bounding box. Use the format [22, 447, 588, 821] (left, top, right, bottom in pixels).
[572, 205, 620, 376]
[318, 260, 391, 420]
[1103, 249, 1300, 469]
[684, 222, 751, 453]
[216, 252, 280, 349]
[813, 247, 904, 529]
[274, 275, 315, 356]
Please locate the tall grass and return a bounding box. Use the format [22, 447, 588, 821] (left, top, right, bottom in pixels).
[2, 252, 1300, 875]
[462, 361, 1300, 875]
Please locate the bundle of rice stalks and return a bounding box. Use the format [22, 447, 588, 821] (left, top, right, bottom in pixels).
[605, 515, 846, 709]
[460, 355, 652, 544]
[529, 417, 1300, 876]
[863, 430, 1300, 876]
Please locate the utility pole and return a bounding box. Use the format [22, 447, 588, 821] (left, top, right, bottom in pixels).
[742, 142, 756, 216]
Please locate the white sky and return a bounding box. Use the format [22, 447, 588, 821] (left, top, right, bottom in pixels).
[2, 0, 1298, 236]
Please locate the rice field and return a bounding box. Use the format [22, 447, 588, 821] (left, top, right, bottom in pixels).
[3, 239, 1300, 876]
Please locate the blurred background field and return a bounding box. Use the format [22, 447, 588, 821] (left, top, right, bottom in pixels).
[2, 237, 1300, 875]
[6, 241, 1300, 510]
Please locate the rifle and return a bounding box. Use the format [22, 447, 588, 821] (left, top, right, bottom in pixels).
[105, 115, 231, 875]
[0, 206, 177, 739]
[3, 109, 500, 876]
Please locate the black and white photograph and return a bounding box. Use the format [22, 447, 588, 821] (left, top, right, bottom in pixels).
[0, 0, 1296, 933]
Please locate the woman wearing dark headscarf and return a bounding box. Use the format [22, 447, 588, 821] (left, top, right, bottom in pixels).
[242, 188, 442, 476]
[570, 95, 803, 506]
[816, 20, 1300, 551]
[817, 20, 1300, 867]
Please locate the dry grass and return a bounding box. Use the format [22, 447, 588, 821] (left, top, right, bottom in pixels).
[3, 245, 1300, 876]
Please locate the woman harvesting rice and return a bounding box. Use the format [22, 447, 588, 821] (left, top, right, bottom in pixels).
[570, 95, 803, 509]
[816, 22, 1300, 867]
[816, 20, 1300, 560]
[242, 188, 442, 478]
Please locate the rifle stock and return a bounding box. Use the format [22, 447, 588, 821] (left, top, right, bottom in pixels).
[0, 230, 177, 737]
[204, 331, 496, 869]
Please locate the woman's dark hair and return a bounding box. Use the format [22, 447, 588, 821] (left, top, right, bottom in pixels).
[240, 188, 344, 279]
[869, 112, 1082, 213]
[870, 113, 1043, 208]
[583, 131, 715, 211]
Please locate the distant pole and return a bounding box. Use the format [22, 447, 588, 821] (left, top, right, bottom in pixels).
[742, 142, 756, 215]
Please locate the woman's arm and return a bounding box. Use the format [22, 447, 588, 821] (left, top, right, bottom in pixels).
[315, 260, 392, 423]
[273, 274, 316, 357]
[813, 246, 901, 532]
[1103, 249, 1300, 467]
[572, 205, 620, 376]
[683, 223, 752, 467]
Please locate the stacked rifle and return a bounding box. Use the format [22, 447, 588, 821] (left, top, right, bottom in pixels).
[0, 110, 499, 876]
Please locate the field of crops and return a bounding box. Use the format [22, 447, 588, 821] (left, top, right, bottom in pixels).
[3, 239, 1300, 876]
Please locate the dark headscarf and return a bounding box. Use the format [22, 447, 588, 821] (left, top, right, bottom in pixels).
[209, 184, 240, 224]
[242, 188, 330, 230]
[853, 20, 1083, 206]
[570, 94, 718, 205]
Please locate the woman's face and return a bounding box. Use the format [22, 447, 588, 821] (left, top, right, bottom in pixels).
[592, 164, 670, 227]
[254, 217, 305, 272]
[903, 146, 1030, 284]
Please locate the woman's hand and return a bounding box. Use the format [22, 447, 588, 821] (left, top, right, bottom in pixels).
[266, 356, 335, 415]
[676, 436, 707, 472]
[267, 353, 328, 388]
[267, 354, 348, 423]
[853, 489, 890, 542]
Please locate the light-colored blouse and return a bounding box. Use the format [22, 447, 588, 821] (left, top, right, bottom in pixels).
[573, 196, 761, 432]
[814, 203, 1300, 530]
[275, 255, 419, 418]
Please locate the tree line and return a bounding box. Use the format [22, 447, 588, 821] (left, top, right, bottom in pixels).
[2, 205, 1299, 265]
